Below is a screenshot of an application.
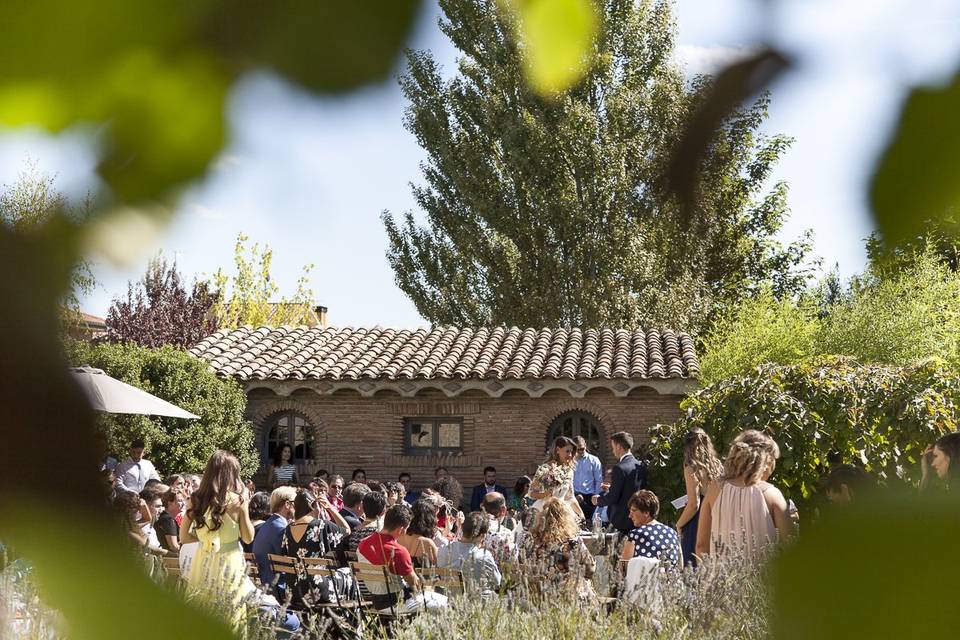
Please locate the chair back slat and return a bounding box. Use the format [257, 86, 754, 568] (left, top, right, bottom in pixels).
[418, 567, 465, 596]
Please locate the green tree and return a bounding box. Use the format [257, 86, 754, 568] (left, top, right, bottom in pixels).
[66, 340, 258, 476]
[213, 233, 318, 328]
[382, 0, 813, 332]
[0, 166, 95, 321]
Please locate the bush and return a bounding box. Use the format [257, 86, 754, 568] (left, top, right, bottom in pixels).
[66, 340, 258, 477]
[651, 357, 960, 509]
[700, 253, 960, 384]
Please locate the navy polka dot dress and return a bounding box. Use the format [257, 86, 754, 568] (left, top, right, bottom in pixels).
[626, 522, 680, 568]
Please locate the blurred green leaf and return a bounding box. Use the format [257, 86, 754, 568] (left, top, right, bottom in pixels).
[771, 491, 959, 639]
[870, 71, 960, 246]
[501, 0, 597, 95]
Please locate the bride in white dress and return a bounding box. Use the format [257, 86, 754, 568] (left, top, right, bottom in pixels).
[529, 436, 585, 520]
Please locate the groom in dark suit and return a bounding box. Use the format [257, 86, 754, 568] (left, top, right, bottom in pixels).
[592, 431, 647, 535]
[470, 466, 507, 512]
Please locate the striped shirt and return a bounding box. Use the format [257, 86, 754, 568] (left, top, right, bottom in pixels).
[274, 464, 297, 484]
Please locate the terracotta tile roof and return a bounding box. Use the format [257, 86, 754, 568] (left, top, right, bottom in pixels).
[191, 326, 699, 382]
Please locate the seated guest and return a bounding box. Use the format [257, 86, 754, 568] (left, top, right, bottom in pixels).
[156, 490, 184, 552]
[434, 466, 449, 481]
[352, 468, 367, 484]
[339, 482, 370, 531]
[438, 511, 502, 595]
[470, 466, 507, 512]
[619, 490, 680, 569]
[399, 472, 419, 504]
[316, 469, 329, 483]
[481, 492, 516, 559]
[508, 476, 532, 516]
[825, 464, 872, 504]
[139, 487, 166, 554]
[336, 490, 387, 565]
[164, 474, 185, 497]
[280, 489, 346, 608]
[519, 497, 595, 600]
[253, 486, 297, 595]
[359, 503, 447, 613]
[327, 475, 345, 511]
[431, 476, 464, 539]
[242, 491, 271, 552]
[385, 481, 405, 506]
[114, 491, 149, 549]
[397, 500, 440, 567]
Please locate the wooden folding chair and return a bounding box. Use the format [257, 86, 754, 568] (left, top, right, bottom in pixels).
[160, 556, 182, 583]
[349, 561, 413, 620]
[417, 567, 465, 597]
[242, 552, 261, 586]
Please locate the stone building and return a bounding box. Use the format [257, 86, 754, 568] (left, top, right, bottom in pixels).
[190, 326, 699, 491]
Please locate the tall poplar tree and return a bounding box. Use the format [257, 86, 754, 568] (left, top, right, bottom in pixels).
[382, 0, 813, 333]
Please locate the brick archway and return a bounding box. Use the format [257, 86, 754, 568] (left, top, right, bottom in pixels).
[247, 396, 327, 467]
[541, 399, 619, 460]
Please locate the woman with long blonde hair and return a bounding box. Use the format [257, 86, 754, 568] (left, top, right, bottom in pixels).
[695, 430, 794, 558]
[179, 450, 255, 622]
[676, 428, 724, 566]
[520, 497, 595, 599]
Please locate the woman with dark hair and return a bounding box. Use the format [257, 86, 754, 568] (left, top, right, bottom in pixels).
[267, 443, 299, 489]
[509, 475, 533, 515]
[921, 431, 960, 490]
[619, 490, 681, 569]
[397, 499, 440, 567]
[529, 436, 584, 520]
[240, 491, 271, 552]
[676, 428, 724, 566]
[279, 489, 346, 608]
[179, 450, 255, 621]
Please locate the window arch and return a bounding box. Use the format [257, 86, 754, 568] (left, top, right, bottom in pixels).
[262, 411, 315, 463]
[546, 411, 603, 454]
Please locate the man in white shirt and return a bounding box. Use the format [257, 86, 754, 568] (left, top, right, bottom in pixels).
[115, 439, 160, 495]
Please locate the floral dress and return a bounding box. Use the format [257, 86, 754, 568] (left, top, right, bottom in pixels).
[519, 535, 596, 601]
[280, 518, 346, 608]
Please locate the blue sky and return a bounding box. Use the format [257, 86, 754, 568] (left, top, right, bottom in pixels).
[2, 0, 959, 328]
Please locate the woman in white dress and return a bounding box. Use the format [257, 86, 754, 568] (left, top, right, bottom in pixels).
[529, 436, 585, 520]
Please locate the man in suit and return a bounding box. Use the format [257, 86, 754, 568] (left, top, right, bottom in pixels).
[470, 466, 507, 512]
[339, 481, 369, 531]
[592, 431, 647, 535]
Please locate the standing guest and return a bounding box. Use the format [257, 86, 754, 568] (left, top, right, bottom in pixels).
[336, 490, 387, 565]
[252, 486, 297, 595]
[470, 466, 507, 512]
[519, 497, 595, 600]
[397, 500, 440, 567]
[399, 472, 419, 504]
[675, 428, 724, 567]
[114, 439, 161, 495]
[825, 464, 872, 504]
[573, 436, 603, 522]
[592, 431, 647, 536]
[619, 490, 681, 569]
[280, 489, 346, 608]
[242, 491, 271, 552]
[358, 503, 447, 613]
[156, 490, 184, 553]
[696, 430, 794, 558]
[339, 482, 370, 531]
[327, 475, 345, 510]
[481, 492, 516, 559]
[921, 431, 960, 491]
[509, 476, 533, 515]
[352, 468, 367, 484]
[267, 443, 299, 489]
[179, 450, 256, 625]
[530, 436, 584, 519]
[438, 511, 502, 595]
[434, 466, 449, 481]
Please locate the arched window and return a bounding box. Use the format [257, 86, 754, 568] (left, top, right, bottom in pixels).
[263, 411, 314, 463]
[546, 411, 603, 454]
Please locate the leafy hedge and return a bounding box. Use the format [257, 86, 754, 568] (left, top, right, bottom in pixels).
[651, 356, 960, 508]
[67, 340, 258, 477]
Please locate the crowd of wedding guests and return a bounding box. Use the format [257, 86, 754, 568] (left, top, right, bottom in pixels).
[101, 427, 960, 635]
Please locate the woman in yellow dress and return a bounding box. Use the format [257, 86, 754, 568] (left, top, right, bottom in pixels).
[179, 450, 256, 624]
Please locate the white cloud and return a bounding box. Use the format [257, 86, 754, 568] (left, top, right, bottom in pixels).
[186, 202, 225, 220]
[673, 44, 760, 77]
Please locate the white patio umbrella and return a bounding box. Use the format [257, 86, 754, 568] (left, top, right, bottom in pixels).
[70, 366, 200, 419]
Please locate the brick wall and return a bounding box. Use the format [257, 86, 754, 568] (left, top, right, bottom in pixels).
[245, 385, 684, 493]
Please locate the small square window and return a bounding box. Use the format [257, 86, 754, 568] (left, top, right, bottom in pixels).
[404, 417, 463, 455]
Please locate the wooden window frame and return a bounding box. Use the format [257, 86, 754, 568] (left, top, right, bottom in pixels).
[403, 417, 464, 455]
